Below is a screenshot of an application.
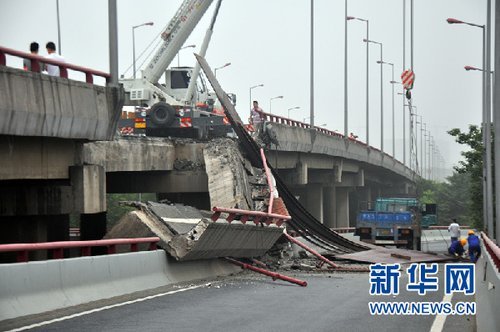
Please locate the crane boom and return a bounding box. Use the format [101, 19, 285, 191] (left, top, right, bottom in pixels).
[143, 0, 214, 83]
[184, 0, 222, 103]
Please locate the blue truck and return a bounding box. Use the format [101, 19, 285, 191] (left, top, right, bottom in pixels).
[355, 197, 435, 250]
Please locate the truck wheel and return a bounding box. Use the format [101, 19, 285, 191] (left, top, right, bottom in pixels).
[149, 102, 175, 127]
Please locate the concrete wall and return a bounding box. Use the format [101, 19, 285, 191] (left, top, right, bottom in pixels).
[475, 243, 500, 332]
[0, 251, 239, 322]
[0, 67, 123, 141]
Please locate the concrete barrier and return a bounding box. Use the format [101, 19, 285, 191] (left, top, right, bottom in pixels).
[475, 239, 500, 332]
[0, 250, 239, 321]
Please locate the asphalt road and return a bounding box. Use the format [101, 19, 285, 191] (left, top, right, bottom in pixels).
[10, 267, 475, 332]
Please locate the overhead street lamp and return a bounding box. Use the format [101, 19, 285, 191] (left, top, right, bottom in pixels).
[214, 62, 231, 78]
[365, 39, 384, 152]
[448, 16, 493, 237]
[396, 89, 407, 165]
[249, 84, 264, 112]
[287, 106, 300, 118]
[177, 44, 196, 67]
[416, 116, 425, 176]
[379, 60, 395, 158]
[132, 21, 154, 79]
[347, 15, 369, 145]
[269, 95, 284, 114]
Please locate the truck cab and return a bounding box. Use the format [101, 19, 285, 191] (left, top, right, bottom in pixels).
[355, 197, 421, 250]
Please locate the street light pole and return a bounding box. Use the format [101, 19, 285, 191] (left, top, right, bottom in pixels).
[310, 0, 315, 127]
[287, 106, 300, 118]
[344, 0, 348, 137]
[269, 95, 284, 114]
[365, 39, 384, 152]
[421, 122, 426, 176]
[380, 61, 395, 157]
[448, 17, 493, 237]
[214, 62, 231, 78]
[347, 16, 369, 145]
[132, 21, 154, 79]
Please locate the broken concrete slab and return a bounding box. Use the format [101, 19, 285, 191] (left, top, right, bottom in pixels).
[106, 202, 284, 261]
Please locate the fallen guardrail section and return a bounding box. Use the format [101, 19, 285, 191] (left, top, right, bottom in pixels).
[106, 202, 287, 261]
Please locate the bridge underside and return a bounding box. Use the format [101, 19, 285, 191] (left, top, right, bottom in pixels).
[265, 150, 414, 228]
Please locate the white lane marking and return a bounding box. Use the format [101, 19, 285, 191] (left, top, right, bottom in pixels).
[429, 293, 453, 332]
[7, 283, 210, 332]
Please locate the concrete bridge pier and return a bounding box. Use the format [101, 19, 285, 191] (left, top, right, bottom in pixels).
[323, 186, 336, 228]
[335, 187, 350, 228]
[304, 184, 323, 222]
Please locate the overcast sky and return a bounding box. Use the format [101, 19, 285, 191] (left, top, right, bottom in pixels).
[0, 0, 491, 178]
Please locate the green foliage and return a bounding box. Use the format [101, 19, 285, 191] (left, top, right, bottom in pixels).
[106, 193, 156, 230]
[447, 125, 484, 229]
[417, 173, 471, 227]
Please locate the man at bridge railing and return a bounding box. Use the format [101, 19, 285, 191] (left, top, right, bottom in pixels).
[249, 100, 265, 135]
[45, 41, 65, 76]
[23, 42, 44, 72]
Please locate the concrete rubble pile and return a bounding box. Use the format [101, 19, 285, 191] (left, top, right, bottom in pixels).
[105, 138, 286, 261]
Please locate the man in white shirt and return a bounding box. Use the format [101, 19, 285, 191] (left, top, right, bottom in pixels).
[45, 41, 65, 77]
[249, 100, 265, 136]
[447, 218, 461, 242]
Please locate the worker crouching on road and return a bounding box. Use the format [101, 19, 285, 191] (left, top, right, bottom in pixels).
[448, 238, 466, 258]
[466, 230, 481, 263]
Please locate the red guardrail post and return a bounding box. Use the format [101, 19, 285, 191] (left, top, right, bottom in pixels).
[85, 72, 93, 84]
[107, 244, 116, 255]
[52, 248, 64, 259]
[17, 251, 28, 263]
[59, 66, 68, 79]
[81, 246, 91, 256]
[0, 50, 5, 66]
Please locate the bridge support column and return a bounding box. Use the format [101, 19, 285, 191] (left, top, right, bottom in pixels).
[335, 187, 350, 228]
[323, 186, 336, 228]
[305, 184, 323, 222]
[70, 165, 106, 214]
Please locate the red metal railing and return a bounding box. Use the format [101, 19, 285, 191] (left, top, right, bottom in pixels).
[0, 237, 160, 263]
[481, 232, 500, 272]
[0, 45, 111, 84]
[211, 207, 290, 226]
[260, 148, 275, 214]
[225, 257, 307, 287]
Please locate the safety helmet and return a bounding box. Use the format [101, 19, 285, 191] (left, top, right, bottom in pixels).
[460, 238, 467, 246]
[468, 230, 475, 235]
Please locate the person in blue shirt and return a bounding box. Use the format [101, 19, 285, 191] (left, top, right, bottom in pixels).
[467, 230, 481, 263]
[448, 238, 466, 257]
